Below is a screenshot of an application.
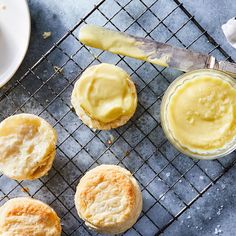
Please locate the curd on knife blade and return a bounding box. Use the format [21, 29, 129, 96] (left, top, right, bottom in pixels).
[79, 24, 169, 67]
[161, 69, 236, 159]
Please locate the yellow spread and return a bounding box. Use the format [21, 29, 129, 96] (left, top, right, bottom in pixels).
[167, 76, 236, 153]
[79, 24, 169, 67]
[76, 63, 136, 123]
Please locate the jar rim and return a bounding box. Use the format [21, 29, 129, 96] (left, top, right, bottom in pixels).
[161, 69, 236, 160]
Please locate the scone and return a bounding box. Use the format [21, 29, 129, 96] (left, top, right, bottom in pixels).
[71, 63, 137, 130]
[75, 165, 142, 234]
[0, 113, 57, 180]
[0, 197, 61, 236]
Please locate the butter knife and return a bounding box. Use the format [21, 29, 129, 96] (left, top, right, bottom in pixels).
[79, 24, 236, 77]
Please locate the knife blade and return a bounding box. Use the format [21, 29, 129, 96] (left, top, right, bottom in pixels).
[79, 24, 236, 77]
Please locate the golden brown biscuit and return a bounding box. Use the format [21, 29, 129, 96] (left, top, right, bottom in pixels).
[75, 165, 142, 234]
[71, 63, 137, 130]
[0, 197, 61, 236]
[0, 113, 57, 180]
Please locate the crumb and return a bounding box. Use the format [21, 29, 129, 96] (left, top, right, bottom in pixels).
[21, 187, 29, 193]
[214, 225, 222, 235]
[107, 134, 115, 145]
[125, 151, 130, 157]
[0, 4, 6, 10]
[53, 66, 64, 74]
[160, 195, 165, 200]
[221, 183, 226, 189]
[166, 172, 170, 177]
[217, 205, 224, 215]
[42, 31, 52, 39]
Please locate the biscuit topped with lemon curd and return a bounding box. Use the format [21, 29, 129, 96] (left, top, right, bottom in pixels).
[71, 63, 137, 130]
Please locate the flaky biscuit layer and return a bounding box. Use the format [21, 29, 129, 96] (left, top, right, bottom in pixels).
[0, 114, 57, 180]
[0, 197, 61, 236]
[75, 165, 142, 234]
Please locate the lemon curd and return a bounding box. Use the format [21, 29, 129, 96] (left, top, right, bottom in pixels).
[74, 63, 137, 123]
[161, 69, 236, 159]
[79, 24, 169, 67]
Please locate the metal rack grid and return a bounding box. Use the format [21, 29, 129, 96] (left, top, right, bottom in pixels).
[0, 0, 235, 235]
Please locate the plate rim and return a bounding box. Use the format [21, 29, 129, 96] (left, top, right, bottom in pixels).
[0, 0, 31, 88]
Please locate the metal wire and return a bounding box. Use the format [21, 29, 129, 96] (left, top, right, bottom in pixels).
[0, 0, 235, 235]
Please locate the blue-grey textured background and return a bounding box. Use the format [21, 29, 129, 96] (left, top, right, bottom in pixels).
[9, 0, 236, 235]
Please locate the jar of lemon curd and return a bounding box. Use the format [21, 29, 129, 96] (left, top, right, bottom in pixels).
[161, 69, 236, 159]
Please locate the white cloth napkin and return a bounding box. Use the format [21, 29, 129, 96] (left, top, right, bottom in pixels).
[222, 17, 236, 49]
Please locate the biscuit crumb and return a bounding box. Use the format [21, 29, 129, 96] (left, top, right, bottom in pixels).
[42, 31, 52, 39]
[21, 187, 29, 193]
[214, 225, 222, 235]
[0, 4, 6, 10]
[53, 66, 64, 74]
[217, 205, 224, 215]
[107, 135, 114, 145]
[125, 151, 130, 157]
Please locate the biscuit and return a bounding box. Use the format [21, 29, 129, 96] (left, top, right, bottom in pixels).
[71, 63, 137, 130]
[0, 197, 61, 236]
[75, 165, 142, 234]
[0, 113, 57, 180]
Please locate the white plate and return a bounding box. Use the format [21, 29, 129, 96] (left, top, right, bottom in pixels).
[0, 0, 30, 88]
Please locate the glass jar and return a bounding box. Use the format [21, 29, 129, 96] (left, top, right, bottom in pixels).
[161, 69, 236, 160]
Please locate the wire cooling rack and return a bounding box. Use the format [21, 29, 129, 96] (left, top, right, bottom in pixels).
[0, 0, 235, 235]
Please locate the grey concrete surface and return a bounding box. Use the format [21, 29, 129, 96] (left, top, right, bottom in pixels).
[4, 0, 236, 236]
[181, 0, 236, 61]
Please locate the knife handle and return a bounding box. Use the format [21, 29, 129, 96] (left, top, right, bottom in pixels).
[214, 61, 236, 78]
